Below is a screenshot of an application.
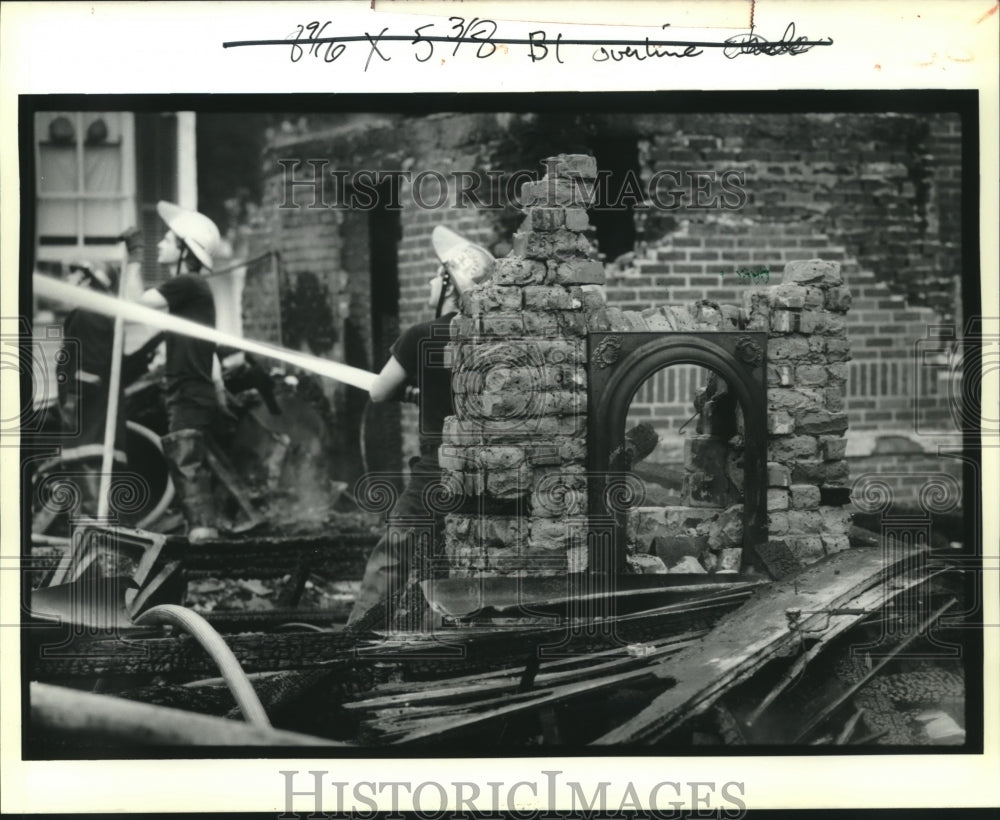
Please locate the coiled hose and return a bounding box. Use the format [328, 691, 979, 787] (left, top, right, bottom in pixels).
[134, 603, 271, 728]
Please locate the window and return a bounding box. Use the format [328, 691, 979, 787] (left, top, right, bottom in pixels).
[35, 111, 136, 262]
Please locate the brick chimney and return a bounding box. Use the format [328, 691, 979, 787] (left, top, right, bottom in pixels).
[441, 155, 603, 577]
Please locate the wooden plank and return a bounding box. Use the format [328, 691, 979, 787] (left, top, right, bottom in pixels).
[593, 545, 929, 745]
[357, 585, 754, 660]
[835, 708, 866, 744]
[743, 568, 943, 727]
[28, 585, 743, 681]
[378, 664, 663, 745]
[346, 635, 701, 711]
[181, 535, 375, 580]
[360, 629, 709, 698]
[360, 567, 932, 743]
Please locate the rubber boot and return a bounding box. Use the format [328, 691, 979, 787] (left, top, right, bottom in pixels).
[161, 429, 219, 543]
[346, 522, 425, 630]
[347, 534, 406, 629]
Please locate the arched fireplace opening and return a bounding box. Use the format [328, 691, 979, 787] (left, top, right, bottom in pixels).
[587, 332, 768, 577]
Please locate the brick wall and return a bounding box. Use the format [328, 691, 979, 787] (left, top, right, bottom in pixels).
[635, 112, 962, 323]
[442, 155, 600, 578]
[848, 451, 963, 517]
[246, 110, 962, 485]
[608, 221, 960, 440]
[441, 155, 859, 578]
[254, 113, 518, 469]
[240, 251, 282, 345]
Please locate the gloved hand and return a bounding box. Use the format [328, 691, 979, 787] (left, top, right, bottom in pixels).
[116, 226, 144, 260]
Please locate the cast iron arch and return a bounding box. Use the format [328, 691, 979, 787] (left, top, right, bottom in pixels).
[587, 332, 768, 574]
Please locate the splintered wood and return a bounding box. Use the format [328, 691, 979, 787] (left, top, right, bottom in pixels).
[341, 545, 940, 746]
[594, 545, 938, 744]
[346, 631, 703, 745]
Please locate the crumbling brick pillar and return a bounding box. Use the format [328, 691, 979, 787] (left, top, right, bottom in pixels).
[745, 259, 853, 570]
[441, 155, 604, 577]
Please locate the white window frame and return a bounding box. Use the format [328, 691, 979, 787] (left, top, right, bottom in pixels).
[34, 111, 137, 265]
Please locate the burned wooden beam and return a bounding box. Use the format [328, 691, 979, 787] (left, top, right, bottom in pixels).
[27, 630, 358, 678]
[38, 524, 378, 582]
[28, 578, 753, 685]
[353, 581, 760, 682]
[421, 574, 762, 620]
[181, 532, 376, 580]
[361, 628, 708, 698]
[201, 606, 352, 631]
[592, 545, 939, 745]
[742, 566, 946, 729]
[345, 632, 704, 712]
[371, 664, 671, 746]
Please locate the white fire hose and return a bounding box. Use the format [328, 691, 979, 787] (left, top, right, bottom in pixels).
[133, 604, 271, 728]
[33, 273, 378, 391]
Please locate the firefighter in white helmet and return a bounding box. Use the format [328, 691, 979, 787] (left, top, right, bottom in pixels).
[347, 226, 495, 629]
[131, 201, 224, 542]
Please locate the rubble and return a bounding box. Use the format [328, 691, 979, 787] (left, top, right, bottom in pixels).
[25, 147, 969, 754]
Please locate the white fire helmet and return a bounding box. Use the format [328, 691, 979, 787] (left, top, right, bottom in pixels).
[156, 201, 221, 272]
[431, 225, 494, 294]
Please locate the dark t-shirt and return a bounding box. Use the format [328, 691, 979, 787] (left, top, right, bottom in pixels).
[57, 306, 127, 453]
[60, 308, 114, 384]
[157, 273, 217, 404]
[390, 312, 456, 448]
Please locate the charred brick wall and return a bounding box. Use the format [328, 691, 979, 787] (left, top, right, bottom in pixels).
[254, 111, 962, 357]
[248, 111, 962, 482]
[635, 112, 962, 323]
[608, 221, 959, 435]
[240, 252, 283, 346]
[606, 220, 962, 512]
[597, 257, 854, 574]
[442, 156, 600, 577]
[441, 156, 854, 578]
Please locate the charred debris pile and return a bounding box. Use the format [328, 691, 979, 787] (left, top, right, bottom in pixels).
[25, 155, 970, 752]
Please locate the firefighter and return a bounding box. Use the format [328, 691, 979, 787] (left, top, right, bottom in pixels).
[132, 201, 224, 543]
[33, 261, 161, 531]
[56, 262, 128, 465]
[346, 226, 495, 629]
[36, 262, 130, 527]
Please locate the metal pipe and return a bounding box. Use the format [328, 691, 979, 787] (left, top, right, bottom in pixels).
[133, 604, 271, 728]
[33, 273, 377, 391]
[30, 682, 338, 746]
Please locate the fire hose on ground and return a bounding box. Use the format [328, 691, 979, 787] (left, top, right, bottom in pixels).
[132, 604, 271, 728]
